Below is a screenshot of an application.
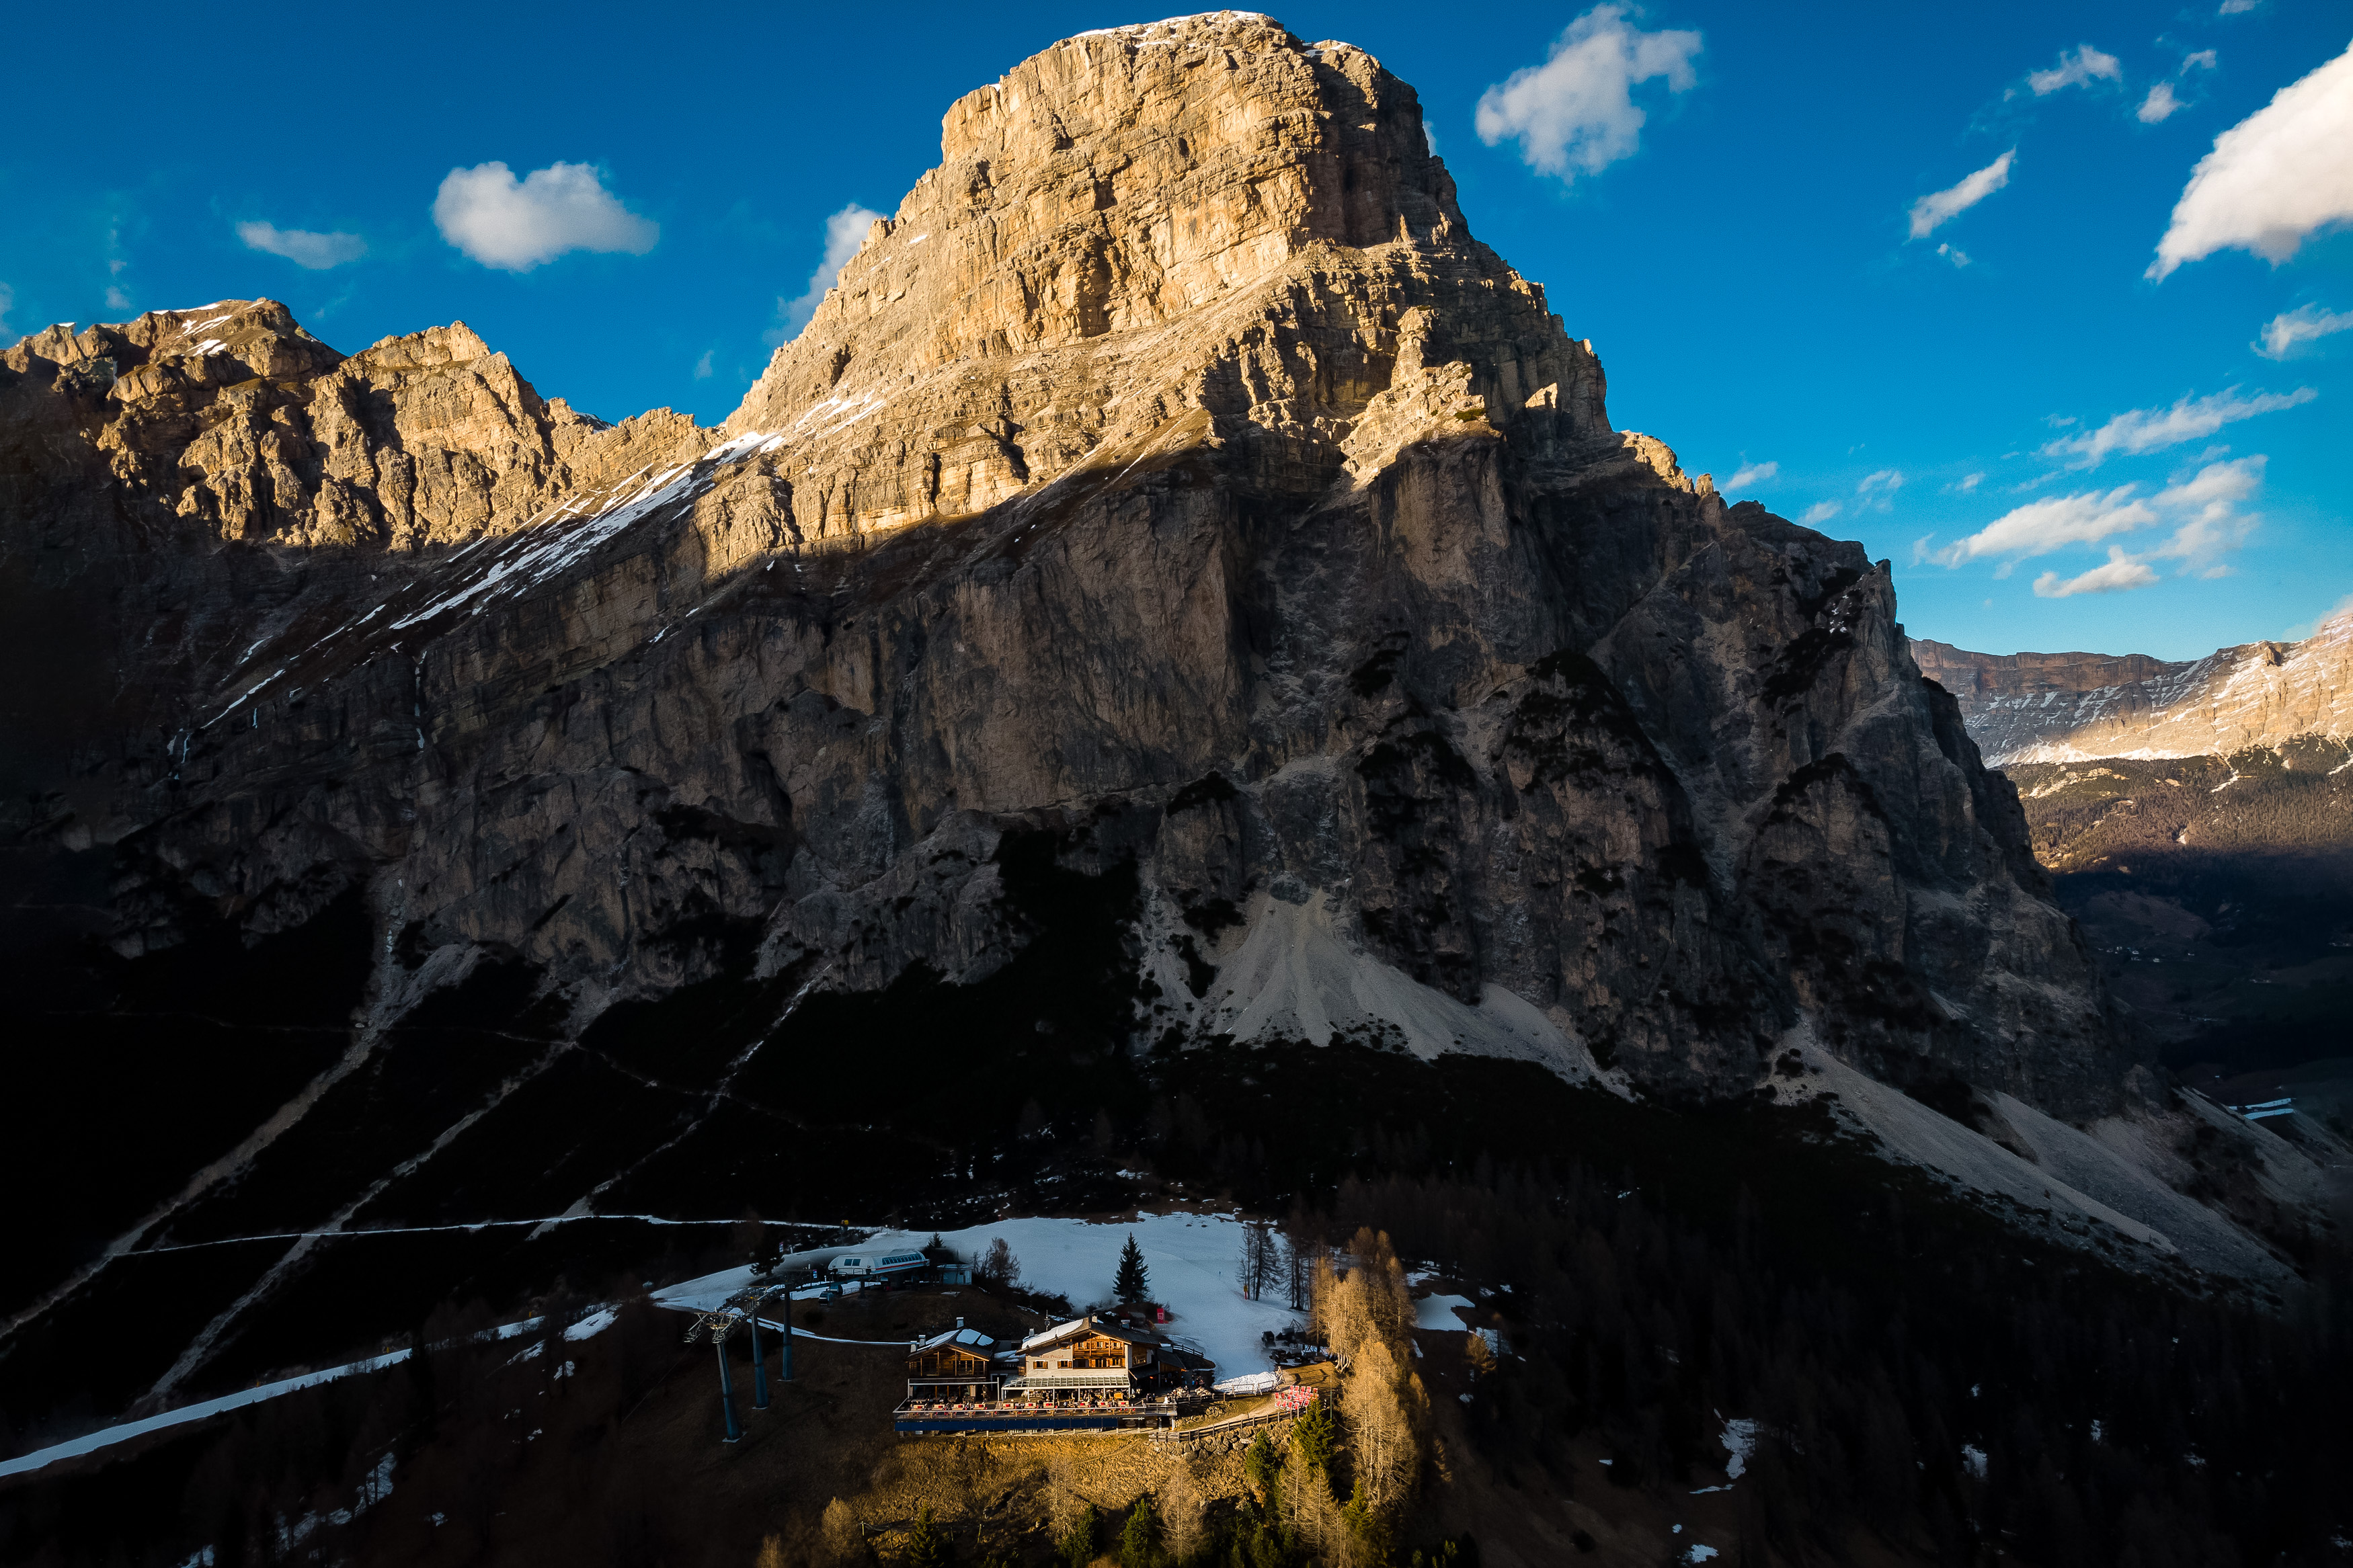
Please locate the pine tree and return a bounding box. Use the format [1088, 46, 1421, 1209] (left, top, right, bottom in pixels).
[1121, 1496, 1162, 1568]
[903, 1505, 952, 1568]
[1060, 1502, 1099, 1568]
[1290, 1397, 1337, 1485]
[1115, 1233, 1151, 1303]
[1244, 1428, 1281, 1508]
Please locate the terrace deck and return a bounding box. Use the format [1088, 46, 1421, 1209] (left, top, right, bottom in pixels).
[890, 1397, 1204, 1436]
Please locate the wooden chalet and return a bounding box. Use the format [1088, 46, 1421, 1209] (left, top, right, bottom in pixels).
[1006, 1313, 1212, 1402]
[904, 1326, 1008, 1403]
[893, 1313, 1218, 1434]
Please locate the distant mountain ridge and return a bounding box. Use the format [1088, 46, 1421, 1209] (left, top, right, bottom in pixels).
[1913, 612, 2353, 766]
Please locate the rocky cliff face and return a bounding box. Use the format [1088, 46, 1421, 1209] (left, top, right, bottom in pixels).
[1, 13, 2126, 1128]
[1913, 613, 2353, 766]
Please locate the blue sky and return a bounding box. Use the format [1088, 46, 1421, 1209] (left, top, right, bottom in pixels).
[3, 2, 2346, 660]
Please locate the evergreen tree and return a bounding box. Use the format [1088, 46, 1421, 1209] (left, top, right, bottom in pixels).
[1341, 1479, 1391, 1566]
[1244, 1428, 1281, 1508]
[1115, 1233, 1151, 1302]
[1061, 1502, 1100, 1568]
[1121, 1496, 1162, 1567]
[1290, 1398, 1338, 1486]
[902, 1505, 952, 1568]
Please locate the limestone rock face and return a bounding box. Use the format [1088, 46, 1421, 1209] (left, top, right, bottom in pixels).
[0, 13, 2127, 1116]
[1915, 613, 2353, 766]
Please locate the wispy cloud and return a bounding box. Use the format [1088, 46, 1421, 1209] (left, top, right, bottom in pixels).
[1798, 500, 1841, 525]
[1931, 486, 2155, 569]
[433, 161, 657, 272]
[1909, 151, 2014, 239]
[2040, 384, 2315, 466]
[1953, 472, 1985, 493]
[1931, 456, 2268, 586]
[2256, 302, 2353, 359]
[0, 282, 14, 342]
[2217, 0, 2258, 13]
[1936, 243, 1972, 267]
[104, 285, 132, 311]
[1857, 469, 1903, 511]
[2024, 44, 2123, 97]
[238, 220, 368, 271]
[770, 203, 885, 343]
[2034, 547, 2161, 597]
[2150, 454, 2266, 569]
[692, 349, 715, 381]
[2149, 40, 2353, 280]
[1474, 5, 1703, 183]
[1724, 459, 1777, 490]
[2138, 83, 2183, 123]
[2142, 52, 2219, 124]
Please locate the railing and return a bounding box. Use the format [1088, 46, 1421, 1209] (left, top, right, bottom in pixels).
[895, 1397, 1175, 1417]
[1008, 1368, 1134, 1387]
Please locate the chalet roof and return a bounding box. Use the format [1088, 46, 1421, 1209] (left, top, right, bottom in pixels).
[1019, 1314, 1158, 1354]
[910, 1327, 997, 1355]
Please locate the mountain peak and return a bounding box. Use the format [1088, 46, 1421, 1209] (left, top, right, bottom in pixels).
[722, 13, 1613, 525]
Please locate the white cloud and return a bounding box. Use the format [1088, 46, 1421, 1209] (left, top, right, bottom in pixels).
[2218, 0, 2257, 13]
[1857, 470, 1903, 511]
[1474, 6, 1702, 183]
[1937, 242, 1972, 267]
[1799, 500, 1841, 524]
[771, 203, 885, 341]
[1936, 454, 2268, 586]
[0, 282, 13, 341]
[2040, 384, 2315, 466]
[237, 220, 368, 271]
[2139, 83, 2183, 123]
[692, 349, 715, 380]
[2184, 50, 2218, 72]
[1933, 486, 2155, 568]
[2034, 548, 2161, 597]
[2256, 302, 2353, 358]
[433, 161, 657, 272]
[1724, 459, 1777, 489]
[104, 285, 132, 311]
[1956, 472, 1985, 492]
[2151, 454, 2266, 567]
[2026, 45, 2124, 96]
[2149, 41, 2353, 280]
[1909, 151, 2015, 239]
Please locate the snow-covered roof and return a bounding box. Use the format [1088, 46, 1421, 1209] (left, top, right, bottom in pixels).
[913, 1327, 996, 1353]
[1021, 1316, 1091, 1353]
[1019, 1313, 1157, 1353]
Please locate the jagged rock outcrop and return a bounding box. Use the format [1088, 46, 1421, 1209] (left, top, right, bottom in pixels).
[1, 13, 2128, 1116]
[1914, 612, 2353, 766]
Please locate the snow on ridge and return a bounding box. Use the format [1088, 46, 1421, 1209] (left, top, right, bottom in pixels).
[1072, 11, 1277, 40]
[390, 463, 700, 629]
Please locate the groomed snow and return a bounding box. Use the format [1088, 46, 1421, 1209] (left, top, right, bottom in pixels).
[0, 1350, 413, 1479]
[657, 1212, 1302, 1377]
